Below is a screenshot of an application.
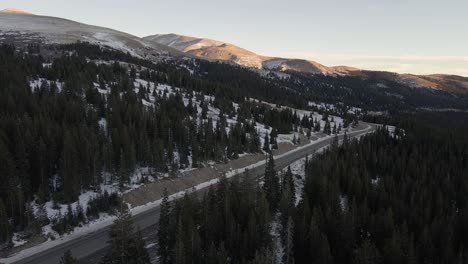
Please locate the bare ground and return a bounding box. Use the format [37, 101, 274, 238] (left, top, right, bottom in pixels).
[124, 133, 324, 207]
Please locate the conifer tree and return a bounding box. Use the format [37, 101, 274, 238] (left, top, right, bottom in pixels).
[62, 130, 79, 202]
[0, 199, 10, 244]
[263, 155, 280, 211]
[263, 134, 270, 153]
[353, 239, 381, 264]
[100, 207, 150, 264]
[158, 188, 173, 264]
[249, 247, 274, 264]
[60, 250, 77, 264]
[285, 217, 295, 264]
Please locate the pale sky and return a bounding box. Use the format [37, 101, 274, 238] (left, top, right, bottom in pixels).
[3, 0, 468, 76]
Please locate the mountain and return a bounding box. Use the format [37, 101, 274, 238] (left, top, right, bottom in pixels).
[397, 74, 468, 94]
[0, 11, 466, 95]
[0, 8, 33, 15]
[144, 33, 340, 74]
[0, 11, 182, 59]
[145, 34, 468, 94]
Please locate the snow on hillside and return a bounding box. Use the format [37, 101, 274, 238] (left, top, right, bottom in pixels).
[0, 12, 180, 59]
[144, 33, 224, 52]
[3, 58, 367, 260]
[29, 78, 63, 92]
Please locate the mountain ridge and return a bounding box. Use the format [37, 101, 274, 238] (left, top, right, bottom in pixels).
[144, 33, 468, 94]
[144, 33, 339, 74]
[0, 11, 466, 94]
[0, 8, 33, 15]
[0, 11, 183, 59]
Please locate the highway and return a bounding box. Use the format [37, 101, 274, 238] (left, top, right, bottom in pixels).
[9, 123, 376, 264]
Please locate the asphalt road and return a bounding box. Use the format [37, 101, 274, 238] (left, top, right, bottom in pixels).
[10, 123, 376, 264]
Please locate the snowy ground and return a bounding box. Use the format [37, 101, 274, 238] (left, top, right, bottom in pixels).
[3, 61, 369, 263]
[270, 213, 285, 264]
[1, 124, 374, 263]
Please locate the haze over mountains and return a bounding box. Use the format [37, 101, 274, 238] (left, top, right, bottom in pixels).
[1, 8, 467, 94]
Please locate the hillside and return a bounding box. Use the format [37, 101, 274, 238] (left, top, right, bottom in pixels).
[145, 33, 468, 94]
[144, 33, 338, 74]
[0, 12, 182, 59]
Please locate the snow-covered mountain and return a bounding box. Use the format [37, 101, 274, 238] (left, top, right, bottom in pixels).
[1, 10, 466, 94]
[144, 33, 343, 74]
[0, 10, 183, 59]
[145, 34, 468, 94]
[144, 34, 225, 53]
[0, 8, 33, 15]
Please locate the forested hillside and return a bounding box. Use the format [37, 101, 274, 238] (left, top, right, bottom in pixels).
[1, 41, 467, 264]
[147, 118, 468, 264]
[0, 43, 357, 249]
[295, 124, 468, 263]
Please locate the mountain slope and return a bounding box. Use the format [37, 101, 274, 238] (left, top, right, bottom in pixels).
[145, 33, 468, 94]
[144, 33, 339, 74]
[0, 8, 33, 15]
[0, 11, 183, 59]
[144, 33, 225, 52]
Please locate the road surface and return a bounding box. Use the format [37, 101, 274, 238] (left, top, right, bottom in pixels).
[9, 123, 376, 264]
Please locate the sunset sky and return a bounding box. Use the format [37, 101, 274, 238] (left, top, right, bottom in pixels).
[3, 0, 467, 76]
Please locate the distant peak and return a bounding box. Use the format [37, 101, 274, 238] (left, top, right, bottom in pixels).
[0, 8, 33, 15]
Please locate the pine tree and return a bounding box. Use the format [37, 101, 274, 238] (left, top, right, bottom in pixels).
[353, 239, 381, 264]
[249, 247, 274, 264]
[62, 130, 79, 202]
[158, 188, 173, 264]
[263, 155, 280, 211]
[60, 250, 77, 264]
[280, 167, 296, 226]
[314, 120, 321, 132]
[174, 218, 185, 264]
[249, 129, 261, 153]
[100, 207, 150, 264]
[134, 227, 151, 264]
[201, 101, 208, 119]
[285, 217, 295, 264]
[0, 198, 11, 243]
[263, 134, 270, 153]
[270, 129, 279, 150]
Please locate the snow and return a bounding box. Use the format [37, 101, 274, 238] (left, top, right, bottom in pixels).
[1, 212, 117, 264]
[11, 234, 27, 248]
[277, 133, 298, 144]
[3, 61, 375, 261]
[0, 12, 174, 59]
[29, 78, 63, 92]
[31, 191, 99, 223]
[0, 122, 373, 264]
[281, 143, 332, 206]
[94, 82, 110, 95]
[263, 59, 287, 70]
[282, 158, 306, 206]
[90, 32, 139, 58]
[145, 243, 157, 249]
[98, 118, 107, 131]
[339, 194, 348, 211]
[270, 213, 285, 264]
[371, 177, 380, 186]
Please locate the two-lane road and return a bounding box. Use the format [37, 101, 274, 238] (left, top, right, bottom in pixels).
[7, 123, 376, 264]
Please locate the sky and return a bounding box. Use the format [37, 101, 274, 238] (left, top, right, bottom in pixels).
[3, 0, 468, 76]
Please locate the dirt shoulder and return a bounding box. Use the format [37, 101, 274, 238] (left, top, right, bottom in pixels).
[124, 141, 308, 207]
[124, 126, 361, 208]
